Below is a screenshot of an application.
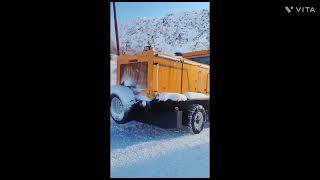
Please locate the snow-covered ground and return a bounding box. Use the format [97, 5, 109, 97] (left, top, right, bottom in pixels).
[111, 119, 210, 178]
[110, 54, 210, 178]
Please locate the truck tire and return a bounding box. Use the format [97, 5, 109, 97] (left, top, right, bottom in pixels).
[110, 94, 130, 124]
[110, 85, 136, 124]
[184, 104, 207, 134]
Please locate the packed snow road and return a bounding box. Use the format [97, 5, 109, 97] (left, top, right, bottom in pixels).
[111, 118, 210, 178]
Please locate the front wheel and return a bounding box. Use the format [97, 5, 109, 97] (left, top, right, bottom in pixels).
[184, 104, 207, 134]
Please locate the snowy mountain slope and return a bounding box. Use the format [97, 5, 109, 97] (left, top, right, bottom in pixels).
[111, 9, 209, 55]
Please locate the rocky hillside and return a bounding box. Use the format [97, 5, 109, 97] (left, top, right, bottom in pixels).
[111, 9, 209, 55]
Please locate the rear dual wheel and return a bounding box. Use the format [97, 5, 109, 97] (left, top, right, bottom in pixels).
[184, 104, 207, 134]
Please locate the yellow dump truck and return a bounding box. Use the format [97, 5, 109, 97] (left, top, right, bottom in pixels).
[111, 46, 210, 134]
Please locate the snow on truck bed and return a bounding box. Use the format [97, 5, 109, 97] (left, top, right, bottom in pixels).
[155, 92, 209, 101]
[156, 93, 188, 102]
[184, 92, 209, 100]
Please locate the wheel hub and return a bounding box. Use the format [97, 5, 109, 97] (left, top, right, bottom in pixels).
[111, 97, 124, 120]
[194, 112, 204, 130]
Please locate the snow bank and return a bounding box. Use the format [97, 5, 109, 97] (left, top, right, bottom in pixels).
[156, 93, 187, 102]
[184, 92, 209, 100]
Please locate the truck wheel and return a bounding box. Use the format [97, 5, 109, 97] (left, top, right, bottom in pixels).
[110, 85, 136, 124]
[184, 104, 207, 134]
[110, 94, 130, 124]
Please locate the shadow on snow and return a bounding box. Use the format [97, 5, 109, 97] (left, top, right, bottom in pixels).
[111, 117, 210, 150]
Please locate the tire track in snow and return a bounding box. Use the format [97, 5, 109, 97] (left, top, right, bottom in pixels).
[111, 144, 209, 178]
[111, 127, 209, 169]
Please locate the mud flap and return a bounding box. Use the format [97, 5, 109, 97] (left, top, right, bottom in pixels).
[128, 111, 184, 129]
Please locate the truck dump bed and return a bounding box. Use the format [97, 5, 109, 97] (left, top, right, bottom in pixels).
[117, 49, 210, 99]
